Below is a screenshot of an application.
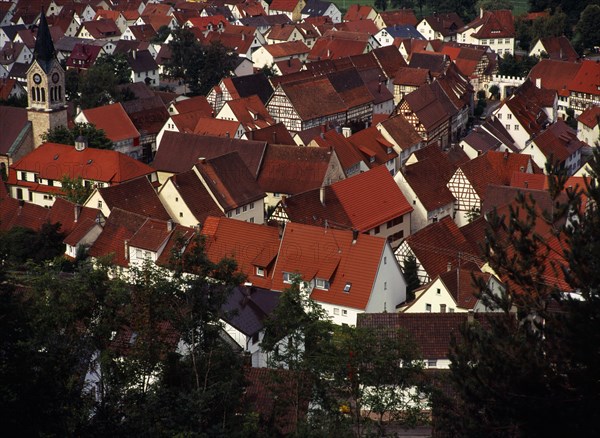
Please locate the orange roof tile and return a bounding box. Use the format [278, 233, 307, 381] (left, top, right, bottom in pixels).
[272, 222, 387, 310]
[81, 102, 140, 142]
[10, 143, 155, 185]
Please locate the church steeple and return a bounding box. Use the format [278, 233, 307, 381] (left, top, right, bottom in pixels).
[34, 9, 56, 73]
[27, 7, 68, 148]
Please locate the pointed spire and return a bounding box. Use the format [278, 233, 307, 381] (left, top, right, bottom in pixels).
[34, 8, 56, 72]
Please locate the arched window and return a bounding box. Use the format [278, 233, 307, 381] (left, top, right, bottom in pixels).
[35, 87, 40, 101]
[41, 88, 45, 102]
[31, 88, 35, 102]
[50, 87, 54, 102]
[58, 86, 62, 101]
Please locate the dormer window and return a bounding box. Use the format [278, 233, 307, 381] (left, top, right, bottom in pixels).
[315, 278, 330, 290]
[344, 282, 352, 293]
[256, 267, 265, 277]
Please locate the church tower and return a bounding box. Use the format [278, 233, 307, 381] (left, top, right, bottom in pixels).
[27, 9, 68, 148]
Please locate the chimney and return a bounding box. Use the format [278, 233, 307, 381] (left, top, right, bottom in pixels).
[480, 7, 484, 18]
[124, 239, 129, 260]
[167, 219, 173, 232]
[319, 186, 325, 206]
[281, 195, 287, 206]
[226, 131, 230, 138]
[504, 150, 509, 160]
[467, 309, 474, 323]
[132, 50, 136, 59]
[447, 261, 452, 272]
[74, 204, 81, 222]
[342, 126, 352, 138]
[535, 77, 541, 89]
[352, 229, 358, 244]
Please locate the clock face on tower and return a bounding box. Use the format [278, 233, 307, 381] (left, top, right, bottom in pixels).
[33, 73, 42, 84]
[52, 73, 59, 84]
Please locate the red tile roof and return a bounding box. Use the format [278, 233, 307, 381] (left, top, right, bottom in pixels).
[332, 165, 412, 231]
[343, 5, 375, 22]
[358, 312, 490, 359]
[272, 222, 387, 310]
[200, 217, 281, 289]
[458, 150, 534, 198]
[220, 95, 275, 131]
[46, 197, 102, 237]
[312, 129, 365, 172]
[527, 59, 596, 97]
[347, 126, 398, 168]
[193, 118, 242, 137]
[269, 0, 302, 12]
[128, 217, 172, 251]
[10, 143, 155, 185]
[578, 105, 600, 129]
[379, 9, 418, 27]
[172, 95, 213, 115]
[535, 36, 578, 62]
[167, 169, 224, 224]
[97, 176, 171, 220]
[257, 144, 339, 195]
[378, 114, 422, 151]
[81, 102, 140, 142]
[464, 9, 515, 39]
[153, 132, 267, 177]
[264, 40, 309, 57]
[403, 216, 480, 280]
[196, 152, 266, 210]
[88, 208, 148, 267]
[440, 268, 490, 310]
[532, 119, 585, 163]
[279, 77, 347, 120]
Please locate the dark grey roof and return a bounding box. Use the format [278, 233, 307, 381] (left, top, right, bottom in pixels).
[33, 10, 55, 73]
[301, 0, 332, 16]
[0, 24, 27, 43]
[126, 49, 158, 73]
[230, 72, 274, 105]
[221, 285, 280, 337]
[384, 25, 424, 40]
[239, 14, 292, 29]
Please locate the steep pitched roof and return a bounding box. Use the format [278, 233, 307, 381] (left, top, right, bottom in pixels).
[535, 36, 578, 62]
[221, 95, 275, 131]
[196, 152, 266, 210]
[230, 73, 274, 104]
[257, 144, 338, 194]
[97, 176, 170, 220]
[10, 143, 155, 184]
[200, 217, 281, 289]
[462, 9, 515, 39]
[264, 40, 309, 57]
[379, 9, 418, 27]
[279, 77, 347, 120]
[88, 208, 148, 267]
[166, 169, 224, 224]
[246, 122, 296, 145]
[379, 114, 422, 151]
[404, 80, 457, 131]
[312, 129, 365, 172]
[532, 119, 585, 162]
[347, 126, 398, 167]
[332, 165, 412, 231]
[440, 268, 491, 310]
[80, 102, 140, 142]
[401, 151, 457, 212]
[527, 59, 584, 97]
[46, 197, 102, 237]
[403, 216, 480, 279]
[578, 105, 600, 129]
[33, 9, 56, 73]
[458, 150, 533, 198]
[153, 132, 267, 177]
[273, 222, 387, 310]
[221, 285, 280, 337]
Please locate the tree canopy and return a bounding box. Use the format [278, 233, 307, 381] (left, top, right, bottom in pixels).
[433, 153, 600, 436]
[42, 122, 113, 150]
[165, 28, 237, 96]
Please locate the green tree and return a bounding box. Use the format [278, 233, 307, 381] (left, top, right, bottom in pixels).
[498, 53, 540, 77]
[0, 223, 65, 267]
[477, 0, 512, 11]
[150, 25, 171, 43]
[374, 0, 388, 11]
[434, 154, 600, 436]
[165, 28, 237, 96]
[60, 175, 93, 205]
[42, 122, 113, 149]
[78, 53, 133, 109]
[573, 4, 600, 53]
[402, 254, 421, 302]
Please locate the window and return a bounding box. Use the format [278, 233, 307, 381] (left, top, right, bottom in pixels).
[387, 216, 403, 228]
[283, 272, 293, 283]
[47, 179, 54, 187]
[227, 211, 232, 217]
[333, 308, 339, 315]
[344, 282, 352, 293]
[16, 188, 23, 200]
[20, 171, 27, 181]
[175, 197, 178, 202]
[373, 225, 380, 234]
[256, 267, 265, 277]
[514, 125, 519, 131]
[341, 309, 348, 316]
[449, 308, 455, 313]
[425, 303, 432, 312]
[384, 282, 387, 290]
[384, 256, 387, 265]
[440, 304, 446, 313]
[235, 207, 240, 215]
[507, 113, 512, 120]
[315, 278, 330, 290]
[506, 124, 510, 130]
[179, 212, 183, 218]
[274, 192, 280, 198]
[250, 202, 255, 209]
[497, 113, 502, 119]
[249, 217, 254, 223]
[505, 39, 510, 44]
[436, 288, 441, 295]
[427, 359, 437, 368]
[144, 251, 151, 259]
[97, 200, 103, 209]
[136, 249, 142, 259]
